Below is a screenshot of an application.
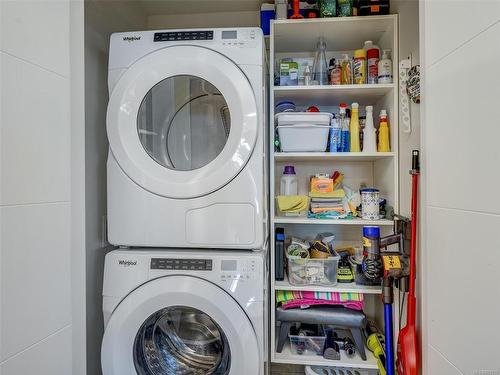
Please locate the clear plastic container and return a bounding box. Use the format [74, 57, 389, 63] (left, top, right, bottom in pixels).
[286, 252, 340, 286]
[289, 333, 326, 356]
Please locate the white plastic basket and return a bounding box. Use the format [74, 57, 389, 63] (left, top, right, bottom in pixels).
[276, 112, 333, 152]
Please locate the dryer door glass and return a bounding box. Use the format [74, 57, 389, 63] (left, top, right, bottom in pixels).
[137, 75, 231, 171]
[133, 306, 231, 374]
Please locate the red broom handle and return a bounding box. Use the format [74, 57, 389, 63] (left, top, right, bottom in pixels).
[408, 150, 419, 325]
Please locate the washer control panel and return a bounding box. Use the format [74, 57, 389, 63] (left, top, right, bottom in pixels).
[150, 258, 213, 271]
[154, 30, 214, 42]
[220, 259, 257, 281]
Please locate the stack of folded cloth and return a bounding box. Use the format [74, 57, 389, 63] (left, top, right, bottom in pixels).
[276, 290, 364, 311]
[308, 189, 347, 218]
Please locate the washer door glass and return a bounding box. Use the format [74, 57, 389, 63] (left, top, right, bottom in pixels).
[134, 306, 231, 375]
[137, 75, 231, 171]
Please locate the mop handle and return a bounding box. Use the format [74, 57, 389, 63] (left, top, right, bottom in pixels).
[408, 150, 420, 324]
[384, 303, 395, 375]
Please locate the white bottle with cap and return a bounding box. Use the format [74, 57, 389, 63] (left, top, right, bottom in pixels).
[363, 106, 377, 152]
[378, 49, 393, 84]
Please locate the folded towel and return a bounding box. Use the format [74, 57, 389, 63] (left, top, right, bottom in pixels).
[276, 195, 309, 213]
[309, 189, 346, 199]
[276, 290, 364, 311]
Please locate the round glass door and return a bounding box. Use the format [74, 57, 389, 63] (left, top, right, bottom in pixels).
[137, 76, 231, 171]
[133, 306, 230, 375]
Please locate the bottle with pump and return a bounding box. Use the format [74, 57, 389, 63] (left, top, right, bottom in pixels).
[363, 106, 377, 152]
[339, 104, 350, 152]
[378, 49, 393, 84]
[378, 109, 391, 152]
[349, 102, 361, 152]
[280, 165, 298, 196]
[312, 37, 329, 85]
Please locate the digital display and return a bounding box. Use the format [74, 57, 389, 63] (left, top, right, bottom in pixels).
[222, 30, 237, 40]
[221, 259, 237, 271]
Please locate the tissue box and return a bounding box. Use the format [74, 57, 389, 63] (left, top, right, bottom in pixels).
[279, 61, 299, 86]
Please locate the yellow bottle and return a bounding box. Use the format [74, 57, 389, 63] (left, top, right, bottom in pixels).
[353, 49, 367, 84]
[349, 102, 361, 152]
[378, 109, 391, 152]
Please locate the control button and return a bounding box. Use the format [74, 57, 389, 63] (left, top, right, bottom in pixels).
[207, 31, 214, 39]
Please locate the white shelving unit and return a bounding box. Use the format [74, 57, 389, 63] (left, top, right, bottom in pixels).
[269, 15, 399, 370]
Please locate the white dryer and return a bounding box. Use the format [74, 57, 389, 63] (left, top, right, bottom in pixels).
[106, 28, 267, 249]
[101, 249, 266, 375]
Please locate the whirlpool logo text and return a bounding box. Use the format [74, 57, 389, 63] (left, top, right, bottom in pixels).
[123, 36, 141, 42]
[118, 260, 138, 267]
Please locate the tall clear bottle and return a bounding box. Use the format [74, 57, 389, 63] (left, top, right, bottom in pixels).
[349, 102, 361, 152]
[312, 37, 329, 85]
[363, 106, 377, 152]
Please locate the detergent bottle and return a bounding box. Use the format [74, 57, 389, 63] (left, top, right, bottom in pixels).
[280, 165, 298, 196]
[349, 103, 361, 152]
[378, 109, 391, 152]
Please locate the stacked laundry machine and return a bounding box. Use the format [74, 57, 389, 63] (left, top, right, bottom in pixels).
[101, 28, 268, 375]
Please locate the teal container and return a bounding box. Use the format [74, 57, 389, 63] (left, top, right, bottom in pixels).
[319, 0, 337, 17]
[337, 0, 353, 16]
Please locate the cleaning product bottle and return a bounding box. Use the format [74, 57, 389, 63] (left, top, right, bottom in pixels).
[304, 64, 312, 86]
[378, 49, 393, 84]
[363, 106, 377, 152]
[330, 114, 342, 152]
[312, 37, 329, 85]
[340, 54, 353, 85]
[330, 60, 342, 85]
[353, 49, 367, 84]
[280, 165, 298, 196]
[349, 102, 361, 152]
[378, 109, 391, 152]
[364, 41, 380, 84]
[339, 104, 350, 152]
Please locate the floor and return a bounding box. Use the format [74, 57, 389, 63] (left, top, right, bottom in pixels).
[271, 363, 305, 374]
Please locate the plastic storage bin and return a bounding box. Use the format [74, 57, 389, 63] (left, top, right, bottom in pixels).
[287, 251, 340, 286]
[289, 327, 326, 356]
[276, 112, 333, 152]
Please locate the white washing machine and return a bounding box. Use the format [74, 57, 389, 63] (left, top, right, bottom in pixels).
[106, 28, 267, 249]
[101, 249, 266, 375]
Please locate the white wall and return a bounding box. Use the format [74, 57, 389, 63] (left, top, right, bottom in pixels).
[84, 2, 147, 374]
[0, 0, 73, 373]
[148, 10, 260, 29]
[421, 1, 500, 374]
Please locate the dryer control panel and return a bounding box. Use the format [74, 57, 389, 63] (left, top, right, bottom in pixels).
[154, 30, 214, 42]
[151, 258, 213, 270]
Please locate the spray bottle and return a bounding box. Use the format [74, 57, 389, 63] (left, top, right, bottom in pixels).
[339, 104, 350, 152]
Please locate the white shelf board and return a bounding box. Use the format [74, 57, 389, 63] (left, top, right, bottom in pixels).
[273, 84, 395, 106]
[272, 15, 397, 53]
[274, 340, 378, 369]
[274, 216, 394, 226]
[275, 275, 382, 294]
[274, 152, 395, 162]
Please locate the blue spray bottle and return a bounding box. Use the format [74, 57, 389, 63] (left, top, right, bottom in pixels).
[339, 103, 350, 152]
